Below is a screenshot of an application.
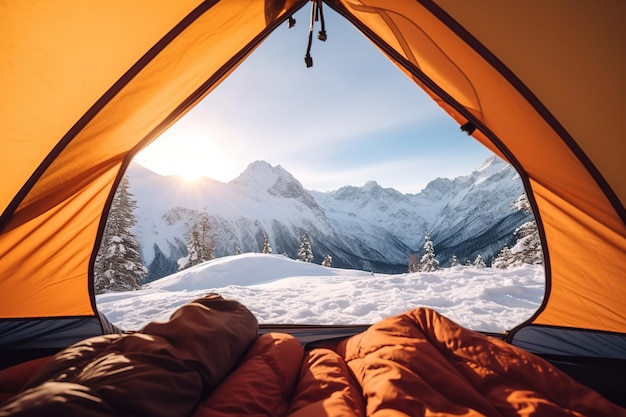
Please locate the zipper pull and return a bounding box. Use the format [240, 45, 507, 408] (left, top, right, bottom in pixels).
[461, 121, 477, 135]
[305, 0, 327, 68]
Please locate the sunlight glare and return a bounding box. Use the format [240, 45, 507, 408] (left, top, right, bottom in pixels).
[135, 125, 236, 183]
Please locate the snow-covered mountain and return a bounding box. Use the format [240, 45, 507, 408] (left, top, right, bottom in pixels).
[127, 156, 529, 282]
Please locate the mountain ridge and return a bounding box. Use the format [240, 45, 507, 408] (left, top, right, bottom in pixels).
[127, 156, 528, 282]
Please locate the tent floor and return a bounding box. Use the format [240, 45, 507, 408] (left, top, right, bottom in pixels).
[540, 354, 626, 407]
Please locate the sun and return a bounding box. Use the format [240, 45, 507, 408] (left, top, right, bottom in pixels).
[168, 151, 209, 183]
[177, 168, 204, 183]
[134, 126, 236, 183]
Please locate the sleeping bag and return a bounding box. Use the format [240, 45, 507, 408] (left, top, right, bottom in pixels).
[1, 294, 624, 417]
[0, 294, 257, 417]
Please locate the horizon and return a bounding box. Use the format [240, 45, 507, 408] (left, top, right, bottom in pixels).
[126, 152, 524, 277]
[133, 6, 494, 195]
[132, 153, 502, 195]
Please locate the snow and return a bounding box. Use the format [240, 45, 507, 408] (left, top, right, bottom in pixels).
[97, 253, 545, 334]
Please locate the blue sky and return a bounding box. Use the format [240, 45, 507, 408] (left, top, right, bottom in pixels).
[134, 6, 493, 194]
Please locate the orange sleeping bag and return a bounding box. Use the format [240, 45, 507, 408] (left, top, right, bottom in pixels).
[335, 308, 624, 416]
[198, 308, 626, 417]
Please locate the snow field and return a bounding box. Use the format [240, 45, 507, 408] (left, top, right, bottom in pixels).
[97, 253, 545, 333]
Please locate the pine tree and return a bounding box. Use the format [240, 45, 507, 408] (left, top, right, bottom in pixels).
[513, 192, 533, 215]
[322, 254, 333, 267]
[179, 210, 214, 270]
[512, 222, 543, 264]
[94, 175, 147, 294]
[492, 246, 513, 268]
[450, 255, 460, 267]
[473, 254, 486, 268]
[235, 247, 241, 255]
[511, 193, 543, 264]
[180, 224, 202, 270]
[197, 210, 215, 261]
[262, 233, 272, 254]
[419, 230, 439, 272]
[495, 193, 543, 268]
[297, 233, 314, 262]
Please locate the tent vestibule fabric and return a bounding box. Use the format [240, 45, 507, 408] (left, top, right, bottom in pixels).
[1, 0, 624, 374]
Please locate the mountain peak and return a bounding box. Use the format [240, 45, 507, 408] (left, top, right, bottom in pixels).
[474, 155, 506, 174]
[363, 180, 380, 189]
[244, 160, 290, 177]
[247, 160, 280, 171]
[232, 160, 294, 190]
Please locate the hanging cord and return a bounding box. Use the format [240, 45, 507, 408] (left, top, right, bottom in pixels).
[317, 0, 326, 41]
[304, 0, 326, 68]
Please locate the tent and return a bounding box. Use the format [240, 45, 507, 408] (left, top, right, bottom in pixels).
[1, 0, 625, 400]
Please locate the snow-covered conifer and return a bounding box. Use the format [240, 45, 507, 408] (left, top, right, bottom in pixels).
[297, 233, 314, 262]
[513, 192, 533, 215]
[419, 230, 439, 272]
[197, 210, 215, 261]
[512, 222, 543, 265]
[473, 254, 486, 268]
[507, 193, 543, 267]
[94, 175, 147, 294]
[179, 210, 215, 270]
[262, 233, 272, 254]
[450, 255, 460, 267]
[322, 254, 333, 267]
[492, 246, 513, 269]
